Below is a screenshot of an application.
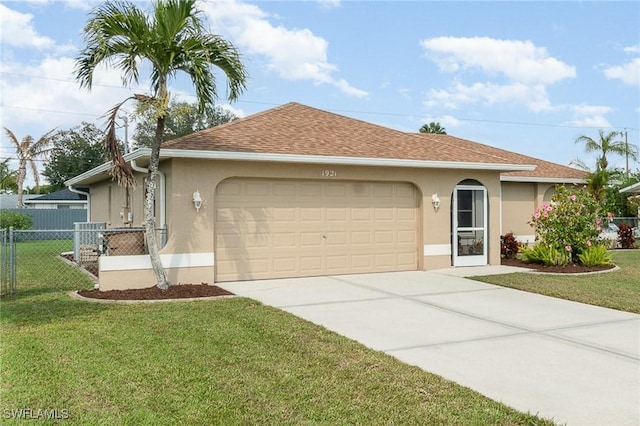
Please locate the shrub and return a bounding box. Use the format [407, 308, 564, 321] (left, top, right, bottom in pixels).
[522, 243, 570, 266]
[577, 244, 612, 266]
[528, 185, 602, 263]
[500, 233, 520, 259]
[617, 223, 636, 249]
[0, 209, 33, 230]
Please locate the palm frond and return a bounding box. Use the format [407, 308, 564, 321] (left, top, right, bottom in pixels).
[3, 127, 20, 149]
[103, 98, 137, 187]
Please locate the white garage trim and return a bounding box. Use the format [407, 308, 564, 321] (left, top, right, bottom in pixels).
[100, 252, 214, 272]
[423, 244, 451, 256]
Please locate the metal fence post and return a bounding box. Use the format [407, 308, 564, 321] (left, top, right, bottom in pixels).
[9, 226, 16, 294]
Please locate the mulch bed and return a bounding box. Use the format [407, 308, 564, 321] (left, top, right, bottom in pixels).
[501, 257, 616, 274]
[78, 284, 234, 301]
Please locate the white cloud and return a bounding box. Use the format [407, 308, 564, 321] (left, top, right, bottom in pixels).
[0, 56, 138, 135]
[420, 36, 575, 85]
[623, 45, 640, 54]
[201, 0, 368, 98]
[603, 58, 640, 87]
[425, 82, 553, 112]
[0, 4, 55, 49]
[317, 0, 341, 9]
[566, 104, 612, 128]
[420, 36, 575, 112]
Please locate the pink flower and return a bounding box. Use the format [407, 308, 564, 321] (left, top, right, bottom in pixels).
[545, 205, 553, 212]
[565, 245, 572, 252]
[587, 240, 592, 247]
[543, 212, 549, 218]
[596, 226, 601, 231]
[570, 195, 577, 201]
[534, 211, 541, 219]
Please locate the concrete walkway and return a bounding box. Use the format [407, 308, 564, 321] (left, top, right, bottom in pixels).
[219, 269, 640, 426]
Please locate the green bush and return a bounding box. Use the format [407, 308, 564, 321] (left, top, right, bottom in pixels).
[0, 209, 33, 230]
[577, 244, 613, 267]
[522, 243, 571, 266]
[529, 185, 602, 263]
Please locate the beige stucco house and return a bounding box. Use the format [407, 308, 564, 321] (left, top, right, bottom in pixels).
[66, 102, 586, 290]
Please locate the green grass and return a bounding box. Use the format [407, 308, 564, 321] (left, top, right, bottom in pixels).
[475, 250, 640, 313]
[0, 242, 555, 424]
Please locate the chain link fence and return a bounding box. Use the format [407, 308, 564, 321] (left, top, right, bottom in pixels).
[0, 226, 167, 296]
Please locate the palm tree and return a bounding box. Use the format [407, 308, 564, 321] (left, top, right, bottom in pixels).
[2, 128, 55, 207]
[419, 122, 447, 134]
[575, 130, 638, 170]
[0, 159, 18, 194]
[74, 0, 247, 290]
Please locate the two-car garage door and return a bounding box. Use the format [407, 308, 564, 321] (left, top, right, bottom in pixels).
[214, 178, 419, 282]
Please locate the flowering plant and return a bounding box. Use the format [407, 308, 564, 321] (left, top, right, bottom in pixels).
[529, 185, 603, 263]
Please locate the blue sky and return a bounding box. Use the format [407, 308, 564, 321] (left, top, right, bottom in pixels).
[1, 0, 639, 186]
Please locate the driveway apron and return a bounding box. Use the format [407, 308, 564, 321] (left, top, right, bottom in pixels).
[220, 270, 640, 426]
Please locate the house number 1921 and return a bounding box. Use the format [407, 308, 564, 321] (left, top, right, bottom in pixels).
[321, 170, 337, 177]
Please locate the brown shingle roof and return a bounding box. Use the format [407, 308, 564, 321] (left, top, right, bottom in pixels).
[163, 102, 584, 180]
[416, 134, 587, 180]
[163, 103, 516, 165]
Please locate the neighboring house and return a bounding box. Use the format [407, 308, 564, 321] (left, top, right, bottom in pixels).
[620, 181, 640, 218]
[66, 102, 586, 291]
[620, 182, 640, 195]
[23, 187, 89, 210]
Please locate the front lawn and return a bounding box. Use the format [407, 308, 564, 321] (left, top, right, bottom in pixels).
[475, 250, 640, 313]
[0, 244, 553, 425]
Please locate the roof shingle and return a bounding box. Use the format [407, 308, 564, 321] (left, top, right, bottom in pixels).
[163, 102, 585, 181]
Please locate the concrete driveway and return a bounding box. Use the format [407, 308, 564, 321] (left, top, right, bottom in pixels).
[219, 269, 640, 426]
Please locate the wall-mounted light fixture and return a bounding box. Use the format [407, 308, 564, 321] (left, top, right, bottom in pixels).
[193, 190, 203, 212]
[431, 193, 440, 212]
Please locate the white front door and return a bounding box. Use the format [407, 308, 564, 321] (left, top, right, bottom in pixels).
[453, 185, 487, 267]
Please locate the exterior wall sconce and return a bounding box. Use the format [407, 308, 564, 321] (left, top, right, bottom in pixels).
[193, 190, 203, 212]
[432, 193, 440, 212]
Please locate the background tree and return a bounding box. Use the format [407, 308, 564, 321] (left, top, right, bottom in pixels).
[569, 157, 610, 202]
[43, 123, 113, 191]
[603, 169, 640, 217]
[132, 100, 237, 149]
[2, 127, 55, 207]
[575, 130, 638, 170]
[419, 122, 447, 134]
[0, 159, 18, 194]
[75, 0, 247, 290]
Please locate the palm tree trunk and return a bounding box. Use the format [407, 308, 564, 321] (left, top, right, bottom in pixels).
[146, 115, 170, 290]
[16, 162, 26, 208]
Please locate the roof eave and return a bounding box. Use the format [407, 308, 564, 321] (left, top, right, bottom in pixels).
[158, 149, 536, 171]
[500, 176, 587, 184]
[65, 148, 535, 186]
[65, 149, 151, 186]
[620, 182, 640, 193]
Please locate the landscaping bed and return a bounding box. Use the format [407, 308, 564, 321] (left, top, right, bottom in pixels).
[78, 283, 233, 300]
[501, 257, 616, 274]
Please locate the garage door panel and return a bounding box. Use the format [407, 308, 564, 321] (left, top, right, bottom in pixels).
[327, 208, 348, 221]
[215, 179, 418, 282]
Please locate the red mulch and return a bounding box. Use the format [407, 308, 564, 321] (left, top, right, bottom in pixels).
[78, 284, 234, 301]
[501, 257, 616, 273]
